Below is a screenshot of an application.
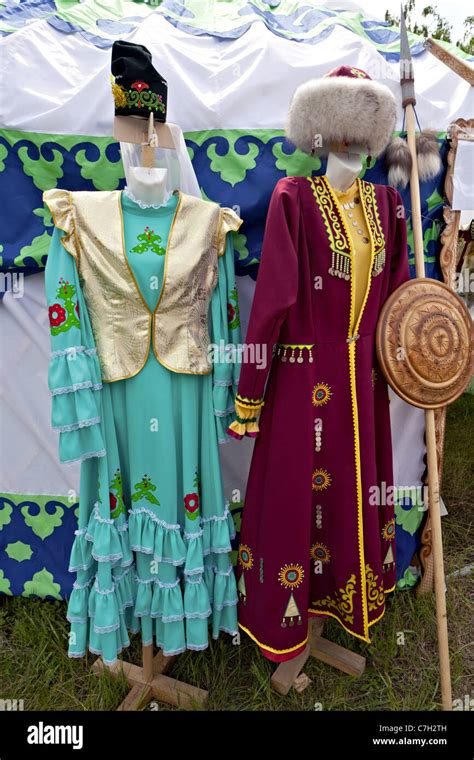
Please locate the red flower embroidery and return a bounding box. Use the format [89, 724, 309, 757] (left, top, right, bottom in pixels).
[49, 303, 66, 327]
[75, 301, 80, 319]
[131, 81, 149, 92]
[184, 493, 199, 514]
[109, 492, 117, 511]
[227, 303, 236, 322]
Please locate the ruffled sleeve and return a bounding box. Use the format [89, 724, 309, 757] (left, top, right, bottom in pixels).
[227, 394, 264, 440]
[216, 206, 242, 258]
[44, 210, 105, 465]
[43, 188, 81, 262]
[210, 217, 243, 442]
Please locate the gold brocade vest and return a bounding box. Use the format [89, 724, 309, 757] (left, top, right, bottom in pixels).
[43, 189, 242, 381]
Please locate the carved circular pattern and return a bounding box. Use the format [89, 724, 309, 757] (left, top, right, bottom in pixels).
[376, 279, 473, 409]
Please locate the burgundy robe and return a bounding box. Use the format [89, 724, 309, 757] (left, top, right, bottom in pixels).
[232, 175, 410, 661]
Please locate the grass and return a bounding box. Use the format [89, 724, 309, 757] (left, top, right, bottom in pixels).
[0, 395, 472, 711]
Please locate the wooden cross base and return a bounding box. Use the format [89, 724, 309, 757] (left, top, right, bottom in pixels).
[270, 618, 366, 695]
[92, 644, 208, 711]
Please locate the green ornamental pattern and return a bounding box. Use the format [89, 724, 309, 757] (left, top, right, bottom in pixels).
[122, 87, 165, 114]
[131, 225, 166, 255]
[48, 278, 80, 336]
[0, 127, 446, 274]
[98, 469, 127, 520]
[131, 475, 160, 506]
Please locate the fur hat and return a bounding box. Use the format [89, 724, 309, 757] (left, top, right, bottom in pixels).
[286, 65, 397, 157]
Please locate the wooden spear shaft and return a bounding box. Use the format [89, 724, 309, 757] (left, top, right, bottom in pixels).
[405, 103, 452, 710]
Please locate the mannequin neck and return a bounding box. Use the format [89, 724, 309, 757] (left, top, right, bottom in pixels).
[326, 152, 362, 192]
[127, 166, 170, 206]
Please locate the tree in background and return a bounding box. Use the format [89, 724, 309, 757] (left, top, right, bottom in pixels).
[385, 0, 473, 55]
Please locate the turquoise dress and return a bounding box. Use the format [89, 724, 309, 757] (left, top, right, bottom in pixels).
[45, 190, 241, 664]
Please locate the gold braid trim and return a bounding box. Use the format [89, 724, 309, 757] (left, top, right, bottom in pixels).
[311, 574, 357, 625]
[359, 180, 386, 276]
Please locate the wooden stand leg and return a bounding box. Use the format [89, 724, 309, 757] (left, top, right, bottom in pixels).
[310, 622, 366, 676]
[92, 643, 208, 711]
[270, 618, 366, 695]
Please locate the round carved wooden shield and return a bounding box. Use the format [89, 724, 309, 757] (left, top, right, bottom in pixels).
[376, 278, 474, 409]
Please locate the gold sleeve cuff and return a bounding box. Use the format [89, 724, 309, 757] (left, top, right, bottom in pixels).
[217, 206, 243, 257]
[227, 397, 264, 439]
[43, 189, 80, 261]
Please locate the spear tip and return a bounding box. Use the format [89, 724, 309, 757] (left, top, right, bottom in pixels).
[400, 2, 416, 106]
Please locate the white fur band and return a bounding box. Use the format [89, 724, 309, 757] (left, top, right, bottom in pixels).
[286, 77, 397, 157]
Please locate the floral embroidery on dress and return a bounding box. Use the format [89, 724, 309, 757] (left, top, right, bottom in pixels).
[227, 287, 240, 330]
[48, 277, 80, 335]
[312, 468, 332, 491]
[184, 470, 200, 521]
[312, 383, 332, 406]
[238, 544, 254, 570]
[109, 470, 127, 519]
[278, 563, 304, 589]
[310, 543, 331, 564]
[131, 226, 166, 255]
[98, 469, 127, 520]
[131, 474, 160, 505]
[382, 519, 395, 541]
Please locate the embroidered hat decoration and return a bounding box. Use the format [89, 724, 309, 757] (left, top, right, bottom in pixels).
[286, 65, 397, 158]
[111, 40, 168, 121]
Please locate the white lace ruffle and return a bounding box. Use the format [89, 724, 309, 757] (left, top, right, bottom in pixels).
[123, 185, 172, 209]
[62, 448, 106, 465]
[51, 381, 102, 396]
[51, 346, 97, 359]
[53, 416, 101, 433]
[214, 405, 235, 417]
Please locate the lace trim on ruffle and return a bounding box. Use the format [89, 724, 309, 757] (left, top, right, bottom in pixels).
[53, 416, 101, 433]
[72, 577, 94, 591]
[62, 448, 106, 465]
[214, 627, 239, 637]
[135, 576, 180, 590]
[201, 507, 232, 524]
[214, 405, 235, 417]
[87, 645, 131, 666]
[129, 507, 180, 531]
[184, 529, 203, 540]
[214, 597, 238, 610]
[51, 346, 97, 359]
[51, 381, 103, 396]
[213, 379, 233, 387]
[204, 564, 235, 577]
[90, 506, 127, 527]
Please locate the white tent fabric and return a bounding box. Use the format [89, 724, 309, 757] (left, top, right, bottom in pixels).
[1, 13, 473, 135]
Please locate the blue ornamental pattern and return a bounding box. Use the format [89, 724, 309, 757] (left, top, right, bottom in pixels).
[0, 129, 447, 282]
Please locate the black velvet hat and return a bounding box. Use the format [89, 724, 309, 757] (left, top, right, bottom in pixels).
[111, 40, 167, 121]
